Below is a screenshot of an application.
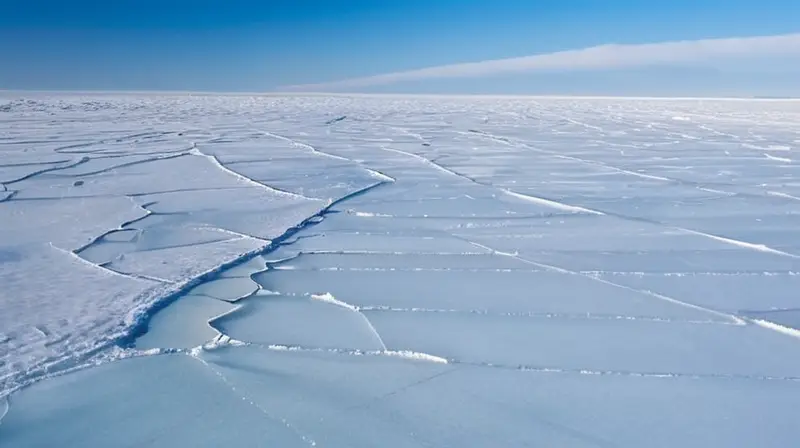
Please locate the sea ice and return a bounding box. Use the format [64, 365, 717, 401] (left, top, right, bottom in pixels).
[3, 94, 800, 446]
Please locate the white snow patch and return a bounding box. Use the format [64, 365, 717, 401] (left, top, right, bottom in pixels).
[767, 191, 800, 201]
[751, 319, 800, 340]
[199, 334, 247, 352]
[347, 210, 393, 218]
[140, 348, 166, 356]
[271, 265, 297, 270]
[502, 189, 604, 215]
[365, 168, 396, 182]
[266, 344, 309, 353]
[381, 350, 449, 364]
[679, 228, 800, 259]
[310, 292, 359, 311]
[765, 153, 793, 163]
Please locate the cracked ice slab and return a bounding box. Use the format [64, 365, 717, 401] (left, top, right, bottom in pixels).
[211, 294, 386, 351]
[270, 231, 488, 255]
[194, 345, 800, 448]
[4, 94, 800, 445]
[2, 196, 146, 249]
[254, 265, 725, 321]
[0, 160, 76, 184]
[267, 252, 536, 271]
[135, 187, 324, 241]
[368, 310, 800, 378]
[197, 140, 384, 201]
[357, 363, 800, 448]
[0, 354, 310, 447]
[0, 102, 329, 395]
[597, 272, 800, 312]
[186, 276, 260, 303]
[335, 185, 574, 218]
[197, 346, 455, 448]
[105, 236, 265, 283]
[10, 153, 267, 200]
[76, 226, 237, 266]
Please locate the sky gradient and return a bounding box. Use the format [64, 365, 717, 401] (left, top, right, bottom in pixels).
[2, 0, 799, 95]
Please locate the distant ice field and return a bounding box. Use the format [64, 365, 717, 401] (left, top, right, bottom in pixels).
[1, 93, 800, 446]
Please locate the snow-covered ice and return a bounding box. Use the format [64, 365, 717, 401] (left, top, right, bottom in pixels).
[2, 93, 800, 446]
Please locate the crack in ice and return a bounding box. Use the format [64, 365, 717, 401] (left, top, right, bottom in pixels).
[310, 292, 388, 350]
[189, 145, 318, 201]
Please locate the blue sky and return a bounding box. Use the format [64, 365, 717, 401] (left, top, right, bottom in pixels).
[2, 0, 799, 95]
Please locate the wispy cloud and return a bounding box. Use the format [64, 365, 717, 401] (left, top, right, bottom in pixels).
[278, 33, 800, 91]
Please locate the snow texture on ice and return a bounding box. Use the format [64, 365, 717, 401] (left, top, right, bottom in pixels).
[3, 93, 800, 446]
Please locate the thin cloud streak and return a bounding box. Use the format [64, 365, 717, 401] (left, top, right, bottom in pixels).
[279, 33, 800, 91]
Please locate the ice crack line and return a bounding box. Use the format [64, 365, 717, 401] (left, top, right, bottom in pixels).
[191, 338, 800, 384]
[461, 128, 740, 196]
[378, 144, 600, 215]
[48, 152, 193, 178]
[310, 293, 387, 350]
[5, 156, 91, 184]
[464, 126, 800, 202]
[182, 334, 449, 366]
[257, 129, 352, 162]
[397, 134, 798, 258]
[120, 171, 393, 348]
[189, 145, 318, 201]
[594, 207, 800, 259]
[0, 190, 17, 203]
[189, 353, 318, 447]
[359, 306, 734, 325]
[678, 228, 800, 259]
[462, 359, 800, 383]
[257, 129, 397, 184]
[193, 225, 271, 244]
[749, 319, 800, 340]
[767, 191, 800, 202]
[255, 343, 449, 365]
[49, 243, 172, 284]
[325, 115, 347, 125]
[341, 368, 458, 413]
[460, 239, 747, 326]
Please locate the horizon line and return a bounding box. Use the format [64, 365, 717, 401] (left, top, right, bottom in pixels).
[2, 89, 799, 101]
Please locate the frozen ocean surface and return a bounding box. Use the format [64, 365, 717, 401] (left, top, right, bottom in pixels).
[2, 93, 800, 446]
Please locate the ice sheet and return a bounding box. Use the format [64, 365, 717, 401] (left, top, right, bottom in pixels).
[3, 94, 800, 445]
[0, 93, 385, 395]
